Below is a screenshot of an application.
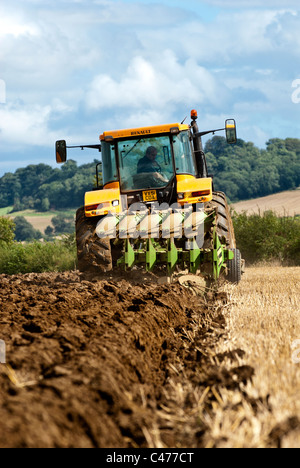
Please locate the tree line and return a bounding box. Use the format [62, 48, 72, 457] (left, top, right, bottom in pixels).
[0, 160, 100, 211]
[205, 137, 300, 202]
[0, 136, 299, 211]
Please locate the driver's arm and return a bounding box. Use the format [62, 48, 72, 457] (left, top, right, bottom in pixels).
[153, 171, 168, 182]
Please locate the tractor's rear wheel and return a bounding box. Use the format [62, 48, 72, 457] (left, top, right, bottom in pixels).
[211, 193, 243, 283]
[205, 192, 243, 282]
[205, 191, 236, 249]
[76, 207, 113, 273]
[212, 191, 236, 249]
[227, 248, 242, 284]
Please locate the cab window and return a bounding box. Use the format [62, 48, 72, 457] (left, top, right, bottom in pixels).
[173, 131, 197, 176]
[101, 141, 118, 185]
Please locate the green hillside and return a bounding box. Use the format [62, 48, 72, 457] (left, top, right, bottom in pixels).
[0, 160, 100, 212]
[205, 137, 300, 202]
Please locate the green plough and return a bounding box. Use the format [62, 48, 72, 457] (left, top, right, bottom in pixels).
[114, 210, 235, 280]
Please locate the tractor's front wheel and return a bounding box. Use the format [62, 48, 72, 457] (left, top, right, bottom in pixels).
[76, 207, 112, 273]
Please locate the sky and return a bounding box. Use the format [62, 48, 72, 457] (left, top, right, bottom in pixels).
[0, 0, 300, 175]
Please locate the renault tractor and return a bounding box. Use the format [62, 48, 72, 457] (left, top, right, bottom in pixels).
[56, 110, 242, 283]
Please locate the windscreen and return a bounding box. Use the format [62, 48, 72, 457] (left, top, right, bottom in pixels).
[117, 135, 174, 191]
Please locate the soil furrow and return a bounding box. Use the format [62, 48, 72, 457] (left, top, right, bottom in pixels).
[0, 271, 255, 448]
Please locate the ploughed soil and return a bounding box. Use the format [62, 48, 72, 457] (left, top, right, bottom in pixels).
[0, 271, 254, 448]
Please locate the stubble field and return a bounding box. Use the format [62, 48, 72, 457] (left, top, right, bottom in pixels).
[211, 266, 300, 448]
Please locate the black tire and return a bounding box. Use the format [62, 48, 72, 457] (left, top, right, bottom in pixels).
[76, 207, 112, 273]
[211, 192, 236, 249]
[227, 248, 242, 284]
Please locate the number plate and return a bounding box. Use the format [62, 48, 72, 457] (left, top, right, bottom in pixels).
[143, 190, 157, 202]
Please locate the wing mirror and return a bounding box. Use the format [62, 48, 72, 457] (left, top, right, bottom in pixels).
[56, 140, 67, 163]
[225, 119, 237, 144]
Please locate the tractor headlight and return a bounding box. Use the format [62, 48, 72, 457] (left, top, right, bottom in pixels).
[112, 200, 119, 207]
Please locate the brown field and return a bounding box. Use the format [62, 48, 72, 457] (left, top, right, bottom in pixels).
[0, 267, 299, 448]
[23, 216, 54, 234]
[4, 210, 76, 234]
[231, 189, 300, 216]
[4, 213, 54, 234]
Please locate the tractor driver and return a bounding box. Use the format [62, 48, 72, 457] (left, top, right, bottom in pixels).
[137, 146, 162, 174]
[135, 146, 169, 187]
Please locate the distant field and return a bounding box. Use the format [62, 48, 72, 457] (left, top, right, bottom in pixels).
[2, 209, 76, 234]
[231, 189, 300, 216]
[0, 206, 13, 216]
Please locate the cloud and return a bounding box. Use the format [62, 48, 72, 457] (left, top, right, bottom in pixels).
[266, 10, 300, 52]
[86, 53, 222, 114]
[0, 103, 56, 148]
[139, 9, 300, 65]
[0, 96, 96, 151]
[0, 11, 39, 38]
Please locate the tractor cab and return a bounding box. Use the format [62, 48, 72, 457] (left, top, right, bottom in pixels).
[101, 128, 195, 192]
[99, 123, 200, 208]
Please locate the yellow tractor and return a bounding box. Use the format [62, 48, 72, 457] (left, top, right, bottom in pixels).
[56, 110, 242, 283]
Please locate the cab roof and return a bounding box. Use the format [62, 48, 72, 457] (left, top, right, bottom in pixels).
[100, 122, 189, 141]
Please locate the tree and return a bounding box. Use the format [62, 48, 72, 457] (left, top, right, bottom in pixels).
[61, 160, 78, 178]
[14, 217, 42, 242]
[0, 217, 15, 244]
[12, 197, 24, 212]
[40, 197, 50, 212]
[0, 173, 21, 208]
[45, 225, 54, 236]
[285, 138, 300, 156]
[51, 214, 75, 235]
